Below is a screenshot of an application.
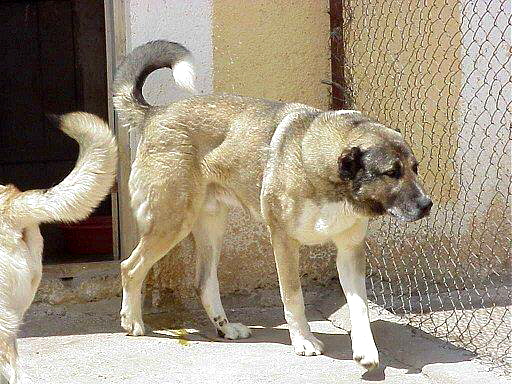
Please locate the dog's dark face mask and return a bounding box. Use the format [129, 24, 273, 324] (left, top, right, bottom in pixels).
[338, 145, 432, 222]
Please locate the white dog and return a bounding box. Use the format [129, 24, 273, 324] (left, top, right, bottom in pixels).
[0, 113, 117, 383]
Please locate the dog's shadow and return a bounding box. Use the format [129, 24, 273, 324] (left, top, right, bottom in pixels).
[140, 308, 473, 381]
[20, 301, 474, 381]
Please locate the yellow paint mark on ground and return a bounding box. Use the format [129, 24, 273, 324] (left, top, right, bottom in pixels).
[153, 328, 192, 346]
[175, 328, 189, 346]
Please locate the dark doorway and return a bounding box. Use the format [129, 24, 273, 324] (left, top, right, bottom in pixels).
[0, 0, 113, 263]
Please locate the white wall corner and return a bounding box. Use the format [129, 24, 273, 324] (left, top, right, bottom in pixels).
[124, 0, 214, 149]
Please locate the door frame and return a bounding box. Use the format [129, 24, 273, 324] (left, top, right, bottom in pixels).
[105, 0, 137, 261]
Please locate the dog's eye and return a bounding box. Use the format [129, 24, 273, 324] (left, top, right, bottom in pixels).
[383, 168, 401, 179]
[412, 163, 419, 174]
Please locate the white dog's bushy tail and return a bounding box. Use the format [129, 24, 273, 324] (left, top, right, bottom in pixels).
[11, 112, 117, 226]
[112, 40, 196, 132]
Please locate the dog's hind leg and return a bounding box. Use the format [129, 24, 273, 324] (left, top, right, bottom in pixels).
[192, 200, 251, 340]
[121, 143, 206, 336]
[120, 204, 201, 336]
[121, 235, 172, 336]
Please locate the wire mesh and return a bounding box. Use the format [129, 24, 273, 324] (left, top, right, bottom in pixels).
[330, 0, 511, 373]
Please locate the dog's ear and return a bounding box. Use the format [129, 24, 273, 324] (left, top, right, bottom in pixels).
[338, 147, 363, 180]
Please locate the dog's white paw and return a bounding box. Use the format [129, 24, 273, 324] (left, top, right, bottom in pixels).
[291, 332, 325, 356]
[218, 323, 252, 340]
[120, 311, 145, 336]
[352, 342, 379, 371]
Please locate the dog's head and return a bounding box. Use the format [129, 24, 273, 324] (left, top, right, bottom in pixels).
[306, 111, 432, 222]
[337, 141, 432, 222]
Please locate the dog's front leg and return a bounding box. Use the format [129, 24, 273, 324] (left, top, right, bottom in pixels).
[334, 233, 379, 370]
[270, 231, 324, 356]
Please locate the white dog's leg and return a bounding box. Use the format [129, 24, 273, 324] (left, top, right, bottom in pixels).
[0, 337, 18, 384]
[270, 231, 324, 356]
[334, 221, 379, 370]
[193, 203, 250, 340]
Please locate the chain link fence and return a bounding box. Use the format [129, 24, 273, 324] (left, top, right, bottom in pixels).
[330, 0, 511, 373]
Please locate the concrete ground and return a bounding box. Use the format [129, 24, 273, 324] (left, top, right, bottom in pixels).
[18, 289, 508, 384]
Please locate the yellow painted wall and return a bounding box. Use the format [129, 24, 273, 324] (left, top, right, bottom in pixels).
[342, 0, 461, 204]
[212, 0, 331, 109]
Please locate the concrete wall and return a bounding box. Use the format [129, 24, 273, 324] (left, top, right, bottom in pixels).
[123, 0, 333, 307]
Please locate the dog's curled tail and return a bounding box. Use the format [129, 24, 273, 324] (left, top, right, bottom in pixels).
[12, 112, 117, 226]
[113, 40, 195, 131]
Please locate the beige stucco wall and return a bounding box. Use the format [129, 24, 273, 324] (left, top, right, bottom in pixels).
[342, 0, 462, 205]
[142, 0, 334, 307]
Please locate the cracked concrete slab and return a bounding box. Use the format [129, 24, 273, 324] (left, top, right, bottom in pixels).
[17, 292, 508, 384]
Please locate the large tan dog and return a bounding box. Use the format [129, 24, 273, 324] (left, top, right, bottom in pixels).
[114, 41, 432, 370]
[0, 113, 117, 383]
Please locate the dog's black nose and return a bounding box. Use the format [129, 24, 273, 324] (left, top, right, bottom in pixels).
[418, 196, 433, 214]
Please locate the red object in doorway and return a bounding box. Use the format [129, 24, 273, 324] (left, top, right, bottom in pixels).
[60, 216, 113, 255]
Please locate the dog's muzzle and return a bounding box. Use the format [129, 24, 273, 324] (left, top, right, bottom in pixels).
[387, 195, 433, 222]
[415, 195, 433, 219]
